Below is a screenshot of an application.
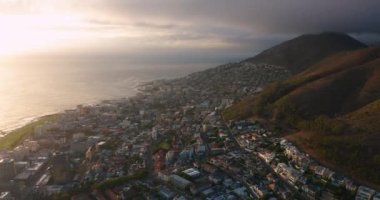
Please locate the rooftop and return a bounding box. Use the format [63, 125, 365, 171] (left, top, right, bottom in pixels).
[183, 168, 201, 178]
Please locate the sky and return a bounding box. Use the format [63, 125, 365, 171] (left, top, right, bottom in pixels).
[0, 0, 380, 66]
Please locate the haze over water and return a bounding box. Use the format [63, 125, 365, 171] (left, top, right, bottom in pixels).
[0, 63, 210, 133]
[1, 0, 377, 134]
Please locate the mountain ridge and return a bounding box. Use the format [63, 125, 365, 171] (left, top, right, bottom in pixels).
[223, 38, 380, 186]
[244, 32, 367, 74]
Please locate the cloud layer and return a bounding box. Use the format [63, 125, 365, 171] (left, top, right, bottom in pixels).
[1, 0, 380, 65]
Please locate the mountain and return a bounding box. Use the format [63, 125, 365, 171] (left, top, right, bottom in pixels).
[224, 46, 380, 185]
[244, 32, 367, 74]
[225, 47, 380, 121]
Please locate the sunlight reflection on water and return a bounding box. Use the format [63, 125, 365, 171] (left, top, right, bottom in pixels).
[0, 63, 209, 132]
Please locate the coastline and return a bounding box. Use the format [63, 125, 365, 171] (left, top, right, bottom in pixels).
[0, 92, 141, 135]
[0, 79, 150, 150]
[0, 64, 204, 139]
[1, 63, 378, 198]
[0, 112, 59, 134]
[0, 76, 166, 136]
[0, 114, 58, 150]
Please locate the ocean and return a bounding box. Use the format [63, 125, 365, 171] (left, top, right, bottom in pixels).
[0, 63, 211, 133]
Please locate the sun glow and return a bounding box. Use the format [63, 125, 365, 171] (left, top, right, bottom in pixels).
[0, 13, 85, 56]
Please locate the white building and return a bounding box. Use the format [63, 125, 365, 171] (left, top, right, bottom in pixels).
[182, 168, 200, 178]
[355, 186, 376, 200]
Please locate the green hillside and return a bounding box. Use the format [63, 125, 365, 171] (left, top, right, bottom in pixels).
[224, 46, 380, 186]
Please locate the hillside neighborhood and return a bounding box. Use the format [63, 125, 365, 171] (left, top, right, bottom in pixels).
[0, 61, 378, 200]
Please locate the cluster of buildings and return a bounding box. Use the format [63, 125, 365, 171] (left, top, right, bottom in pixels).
[232, 120, 380, 200]
[0, 99, 154, 199]
[0, 62, 378, 199]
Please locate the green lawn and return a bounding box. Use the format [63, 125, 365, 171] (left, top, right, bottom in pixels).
[0, 114, 57, 150]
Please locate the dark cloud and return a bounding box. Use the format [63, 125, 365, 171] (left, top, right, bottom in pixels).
[4, 1, 380, 35]
[87, 0, 380, 34]
[77, 0, 380, 59]
[3, 0, 380, 66]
